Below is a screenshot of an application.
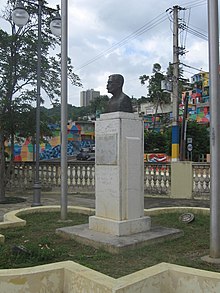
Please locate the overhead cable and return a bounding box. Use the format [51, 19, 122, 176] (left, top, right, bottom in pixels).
[182, 62, 206, 72]
[74, 12, 168, 71]
[183, 0, 206, 9]
[183, 24, 208, 41]
[74, 0, 207, 72]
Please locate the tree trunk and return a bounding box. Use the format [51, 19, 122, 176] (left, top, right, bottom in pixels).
[0, 132, 6, 202]
[153, 96, 160, 130]
[5, 134, 15, 188]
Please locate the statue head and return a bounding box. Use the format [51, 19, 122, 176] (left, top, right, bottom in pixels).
[106, 74, 124, 95]
[105, 74, 133, 113]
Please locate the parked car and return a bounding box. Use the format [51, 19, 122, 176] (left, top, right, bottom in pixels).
[87, 156, 95, 161]
[80, 147, 90, 153]
[76, 152, 90, 161]
[89, 144, 95, 152]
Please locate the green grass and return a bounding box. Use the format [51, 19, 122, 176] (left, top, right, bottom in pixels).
[0, 211, 218, 278]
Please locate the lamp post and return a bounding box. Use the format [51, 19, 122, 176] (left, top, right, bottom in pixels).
[171, 5, 180, 162]
[60, 0, 68, 220]
[208, 0, 220, 260]
[12, 0, 61, 206]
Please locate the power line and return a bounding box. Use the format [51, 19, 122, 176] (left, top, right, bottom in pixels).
[184, 24, 208, 41]
[183, 0, 207, 9]
[74, 12, 168, 71]
[182, 62, 207, 72]
[167, 3, 207, 43]
[189, 23, 208, 35]
[183, 8, 191, 48]
[183, 69, 198, 75]
[180, 0, 207, 44]
[178, 8, 191, 50]
[74, 0, 207, 72]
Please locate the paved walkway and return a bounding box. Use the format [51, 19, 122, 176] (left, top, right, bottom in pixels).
[0, 192, 95, 221]
[0, 192, 210, 221]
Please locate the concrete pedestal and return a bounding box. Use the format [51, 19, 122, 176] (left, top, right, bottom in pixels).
[57, 113, 183, 253]
[89, 112, 151, 236]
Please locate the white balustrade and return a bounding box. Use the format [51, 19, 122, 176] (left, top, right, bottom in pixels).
[5, 161, 211, 198]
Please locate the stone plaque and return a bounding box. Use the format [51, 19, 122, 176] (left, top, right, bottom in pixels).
[96, 134, 118, 165]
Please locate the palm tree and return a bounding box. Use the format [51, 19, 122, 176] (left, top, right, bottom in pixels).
[139, 63, 171, 130]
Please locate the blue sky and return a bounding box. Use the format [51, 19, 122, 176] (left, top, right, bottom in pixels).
[0, 0, 209, 107]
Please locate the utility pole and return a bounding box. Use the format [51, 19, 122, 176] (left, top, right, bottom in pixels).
[180, 92, 189, 161]
[171, 5, 181, 162]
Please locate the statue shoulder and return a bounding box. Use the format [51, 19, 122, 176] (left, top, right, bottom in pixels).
[119, 92, 130, 101]
[119, 93, 133, 112]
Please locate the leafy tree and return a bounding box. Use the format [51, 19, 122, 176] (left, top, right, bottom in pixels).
[41, 104, 91, 122]
[184, 121, 210, 161]
[18, 107, 53, 160]
[132, 96, 148, 113]
[87, 95, 109, 117]
[139, 63, 171, 129]
[144, 130, 168, 153]
[69, 105, 89, 121]
[144, 121, 210, 161]
[0, 0, 82, 201]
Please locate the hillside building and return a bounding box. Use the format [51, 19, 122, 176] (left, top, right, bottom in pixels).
[80, 89, 100, 107]
[180, 70, 210, 125]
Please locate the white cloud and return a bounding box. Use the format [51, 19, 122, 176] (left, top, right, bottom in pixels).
[0, 0, 209, 107]
[185, 41, 209, 69]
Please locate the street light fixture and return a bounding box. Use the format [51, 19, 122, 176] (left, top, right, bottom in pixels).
[12, 0, 29, 27]
[50, 10, 62, 37]
[13, 0, 61, 206]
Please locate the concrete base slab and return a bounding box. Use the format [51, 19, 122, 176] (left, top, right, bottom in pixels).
[89, 215, 151, 236]
[201, 255, 220, 264]
[56, 224, 183, 254]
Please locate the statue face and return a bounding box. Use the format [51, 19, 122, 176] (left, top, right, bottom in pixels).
[106, 76, 120, 94]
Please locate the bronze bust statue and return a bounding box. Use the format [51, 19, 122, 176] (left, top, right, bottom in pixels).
[105, 74, 133, 113]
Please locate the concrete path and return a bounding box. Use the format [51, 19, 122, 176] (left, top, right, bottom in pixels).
[0, 191, 210, 221]
[0, 192, 95, 221]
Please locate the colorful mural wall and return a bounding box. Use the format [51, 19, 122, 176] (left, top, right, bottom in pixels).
[5, 121, 95, 161]
[181, 87, 210, 125]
